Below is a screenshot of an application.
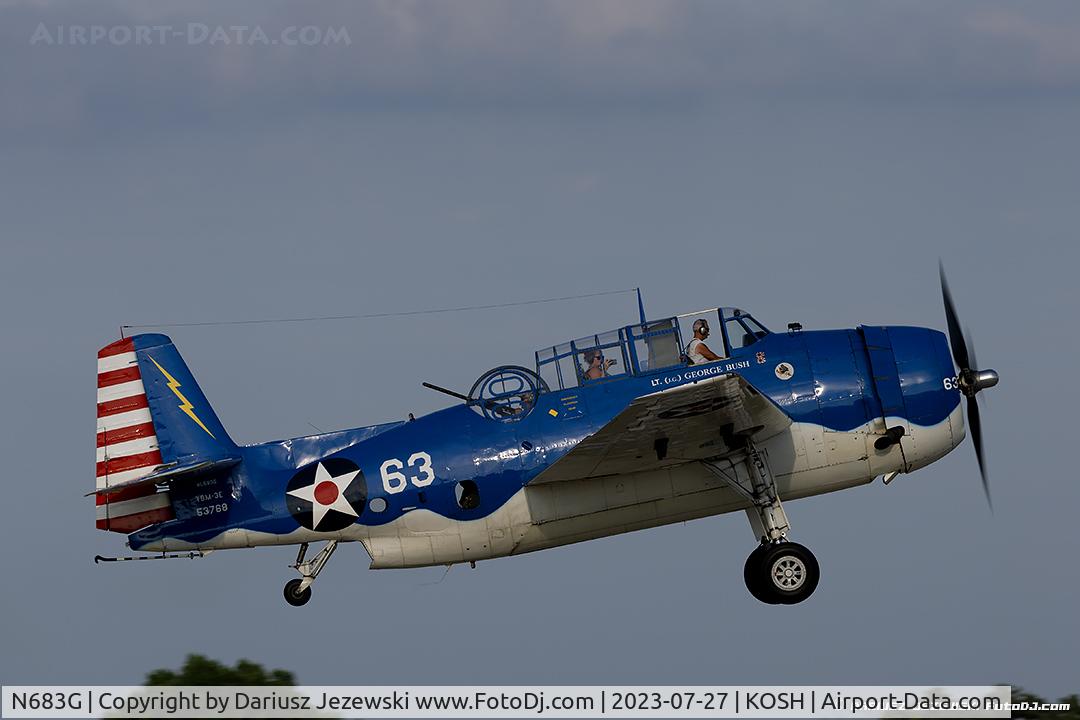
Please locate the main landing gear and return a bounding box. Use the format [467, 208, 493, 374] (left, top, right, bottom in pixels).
[283, 540, 338, 607]
[743, 540, 819, 605]
[704, 438, 820, 605]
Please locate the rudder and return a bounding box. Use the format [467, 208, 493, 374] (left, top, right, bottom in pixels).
[95, 334, 236, 533]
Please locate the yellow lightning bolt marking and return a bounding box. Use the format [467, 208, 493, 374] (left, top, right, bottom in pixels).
[147, 355, 215, 438]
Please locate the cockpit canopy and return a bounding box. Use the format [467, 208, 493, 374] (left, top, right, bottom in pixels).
[535, 307, 769, 391]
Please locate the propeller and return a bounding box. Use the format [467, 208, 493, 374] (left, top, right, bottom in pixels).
[939, 262, 999, 508]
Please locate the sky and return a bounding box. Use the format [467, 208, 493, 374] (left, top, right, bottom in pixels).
[1, 0, 1079, 700]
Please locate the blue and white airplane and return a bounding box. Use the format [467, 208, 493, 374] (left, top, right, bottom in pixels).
[93, 270, 997, 606]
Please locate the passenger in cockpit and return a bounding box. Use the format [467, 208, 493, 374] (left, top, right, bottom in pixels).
[686, 319, 722, 365]
[495, 391, 534, 418]
[583, 349, 616, 380]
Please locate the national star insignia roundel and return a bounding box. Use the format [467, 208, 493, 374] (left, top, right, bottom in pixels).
[285, 458, 367, 532]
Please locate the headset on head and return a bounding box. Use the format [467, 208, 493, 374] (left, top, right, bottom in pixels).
[693, 318, 710, 336]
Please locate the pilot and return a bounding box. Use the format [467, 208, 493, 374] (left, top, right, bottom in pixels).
[686, 319, 722, 365]
[582, 349, 616, 380]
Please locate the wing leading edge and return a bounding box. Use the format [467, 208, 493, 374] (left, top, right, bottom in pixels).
[531, 374, 791, 485]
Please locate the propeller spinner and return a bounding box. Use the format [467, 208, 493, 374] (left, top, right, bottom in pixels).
[939, 262, 999, 507]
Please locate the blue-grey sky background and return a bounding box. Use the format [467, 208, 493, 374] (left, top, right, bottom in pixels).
[2, 0, 1078, 698]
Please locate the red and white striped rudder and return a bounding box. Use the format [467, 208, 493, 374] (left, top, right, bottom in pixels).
[96, 337, 173, 532]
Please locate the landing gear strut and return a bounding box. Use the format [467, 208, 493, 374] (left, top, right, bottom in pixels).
[704, 438, 821, 605]
[283, 540, 338, 607]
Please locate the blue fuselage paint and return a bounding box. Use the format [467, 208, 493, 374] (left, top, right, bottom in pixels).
[129, 326, 960, 550]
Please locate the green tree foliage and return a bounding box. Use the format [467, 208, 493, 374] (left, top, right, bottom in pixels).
[145, 655, 294, 686]
[1011, 687, 1079, 719]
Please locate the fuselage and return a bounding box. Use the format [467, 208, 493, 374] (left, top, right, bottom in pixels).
[131, 325, 964, 567]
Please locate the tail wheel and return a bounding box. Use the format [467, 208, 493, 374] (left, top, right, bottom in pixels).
[283, 579, 312, 607]
[744, 542, 820, 605]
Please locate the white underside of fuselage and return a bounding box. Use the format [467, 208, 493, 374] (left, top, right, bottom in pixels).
[141, 405, 964, 567]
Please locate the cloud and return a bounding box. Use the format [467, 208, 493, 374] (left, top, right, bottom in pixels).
[3, 1, 1080, 142]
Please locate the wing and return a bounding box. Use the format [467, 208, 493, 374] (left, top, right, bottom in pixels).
[531, 374, 790, 485]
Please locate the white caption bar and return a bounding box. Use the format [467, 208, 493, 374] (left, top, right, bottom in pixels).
[2, 685, 1011, 718]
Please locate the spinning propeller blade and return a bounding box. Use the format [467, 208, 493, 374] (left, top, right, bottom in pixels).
[939, 262, 970, 371]
[939, 261, 998, 509]
[966, 395, 990, 509]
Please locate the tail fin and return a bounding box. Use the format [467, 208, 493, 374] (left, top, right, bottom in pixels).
[95, 334, 236, 533]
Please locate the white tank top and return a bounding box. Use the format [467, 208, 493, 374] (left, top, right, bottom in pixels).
[686, 339, 708, 365]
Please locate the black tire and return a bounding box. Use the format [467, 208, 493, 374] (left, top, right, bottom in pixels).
[757, 542, 820, 605]
[283, 579, 312, 607]
[743, 544, 776, 604]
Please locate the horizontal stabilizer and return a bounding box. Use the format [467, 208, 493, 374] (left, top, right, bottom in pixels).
[87, 456, 241, 497]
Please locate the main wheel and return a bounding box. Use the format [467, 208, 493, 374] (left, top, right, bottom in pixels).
[283, 579, 312, 607]
[756, 542, 820, 605]
[743, 544, 776, 604]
